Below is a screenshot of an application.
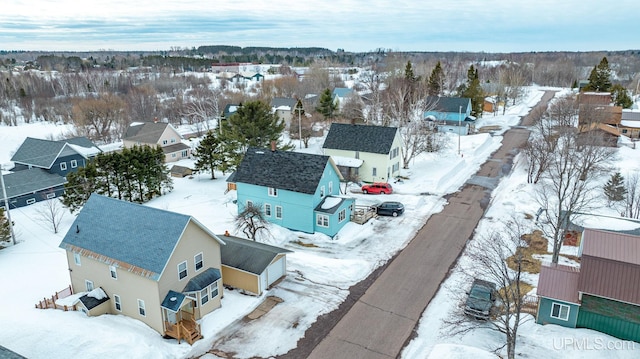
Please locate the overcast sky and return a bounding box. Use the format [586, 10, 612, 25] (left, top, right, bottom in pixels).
[2, 1, 638, 53]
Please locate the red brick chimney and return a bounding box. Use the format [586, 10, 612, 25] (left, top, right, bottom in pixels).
[153, 117, 158, 123]
[271, 141, 276, 152]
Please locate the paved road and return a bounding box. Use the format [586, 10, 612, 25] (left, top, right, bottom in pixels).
[301, 91, 557, 359]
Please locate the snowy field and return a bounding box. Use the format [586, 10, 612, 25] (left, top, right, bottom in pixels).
[1, 86, 639, 358]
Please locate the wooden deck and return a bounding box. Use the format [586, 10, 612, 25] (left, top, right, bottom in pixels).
[35, 285, 76, 311]
[164, 313, 202, 344]
[351, 205, 377, 224]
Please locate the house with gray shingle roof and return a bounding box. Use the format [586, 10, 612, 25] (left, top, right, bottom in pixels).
[228, 147, 355, 237]
[423, 96, 474, 135]
[219, 234, 293, 295]
[59, 194, 225, 344]
[332, 87, 355, 110]
[271, 97, 299, 130]
[0, 168, 67, 209]
[322, 123, 402, 183]
[123, 121, 191, 163]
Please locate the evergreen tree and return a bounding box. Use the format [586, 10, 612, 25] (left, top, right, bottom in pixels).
[404, 61, 419, 83]
[0, 208, 13, 242]
[584, 57, 612, 92]
[611, 84, 633, 109]
[427, 61, 445, 96]
[194, 130, 224, 179]
[604, 172, 626, 204]
[460, 65, 484, 117]
[62, 162, 99, 213]
[316, 88, 337, 120]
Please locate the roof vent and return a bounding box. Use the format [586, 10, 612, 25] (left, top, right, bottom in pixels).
[170, 297, 177, 302]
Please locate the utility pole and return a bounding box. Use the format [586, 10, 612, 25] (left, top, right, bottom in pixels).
[295, 98, 304, 149]
[458, 105, 462, 155]
[0, 167, 16, 245]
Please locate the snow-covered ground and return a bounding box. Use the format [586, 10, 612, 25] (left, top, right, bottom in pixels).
[1, 86, 639, 358]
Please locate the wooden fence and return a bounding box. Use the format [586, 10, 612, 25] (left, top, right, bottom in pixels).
[35, 285, 76, 311]
[521, 295, 539, 318]
[351, 205, 377, 224]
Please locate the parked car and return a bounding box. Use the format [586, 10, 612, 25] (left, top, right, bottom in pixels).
[464, 278, 497, 320]
[362, 182, 392, 194]
[373, 201, 404, 217]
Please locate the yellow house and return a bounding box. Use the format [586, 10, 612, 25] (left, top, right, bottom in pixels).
[59, 194, 225, 344]
[123, 121, 191, 162]
[322, 123, 403, 183]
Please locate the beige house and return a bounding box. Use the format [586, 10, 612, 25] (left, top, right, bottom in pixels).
[59, 194, 225, 344]
[322, 123, 403, 183]
[219, 234, 293, 296]
[123, 121, 191, 163]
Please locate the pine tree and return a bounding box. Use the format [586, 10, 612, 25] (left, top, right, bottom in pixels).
[460, 65, 484, 117]
[0, 208, 13, 242]
[427, 61, 445, 96]
[316, 88, 337, 120]
[584, 57, 612, 92]
[194, 130, 224, 179]
[611, 84, 633, 109]
[603, 172, 626, 204]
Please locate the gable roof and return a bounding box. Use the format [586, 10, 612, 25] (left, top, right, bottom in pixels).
[322, 123, 399, 154]
[161, 290, 189, 312]
[332, 87, 353, 98]
[425, 96, 471, 113]
[271, 97, 297, 110]
[230, 147, 332, 194]
[537, 263, 580, 304]
[219, 235, 292, 275]
[182, 268, 222, 292]
[124, 122, 177, 144]
[10, 137, 82, 168]
[3, 168, 67, 198]
[59, 194, 223, 281]
[581, 228, 640, 265]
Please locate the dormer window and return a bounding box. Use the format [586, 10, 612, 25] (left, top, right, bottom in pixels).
[268, 187, 278, 197]
[162, 139, 168, 145]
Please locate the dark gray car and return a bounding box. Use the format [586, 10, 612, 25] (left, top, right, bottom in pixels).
[373, 201, 404, 217]
[464, 278, 496, 320]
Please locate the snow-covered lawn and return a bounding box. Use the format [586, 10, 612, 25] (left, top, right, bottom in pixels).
[1, 86, 639, 358]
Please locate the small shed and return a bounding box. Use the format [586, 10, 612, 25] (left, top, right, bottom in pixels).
[218, 234, 293, 296]
[170, 165, 193, 178]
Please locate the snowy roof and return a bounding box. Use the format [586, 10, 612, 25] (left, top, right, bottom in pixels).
[314, 196, 348, 214]
[330, 155, 363, 168]
[219, 235, 292, 275]
[620, 120, 640, 128]
[78, 288, 110, 310]
[10, 137, 96, 168]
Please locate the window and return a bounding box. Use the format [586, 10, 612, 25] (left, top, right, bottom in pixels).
[328, 181, 333, 194]
[210, 281, 219, 298]
[70, 159, 78, 168]
[26, 198, 36, 205]
[73, 253, 81, 266]
[60, 162, 67, 171]
[181, 150, 188, 157]
[194, 253, 203, 271]
[85, 280, 94, 291]
[200, 287, 209, 306]
[247, 200, 253, 208]
[171, 138, 176, 143]
[46, 192, 56, 199]
[316, 214, 329, 227]
[171, 153, 176, 158]
[551, 303, 570, 321]
[338, 209, 346, 222]
[320, 186, 325, 197]
[275, 206, 283, 219]
[110, 265, 117, 279]
[178, 261, 188, 280]
[268, 187, 278, 197]
[114, 295, 122, 311]
[372, 167, 377, 176]
[392, 162, 400, 172]
[265, 204, 272, 216]
[162, 139, 168, 145]
[138, 299, 146, 316]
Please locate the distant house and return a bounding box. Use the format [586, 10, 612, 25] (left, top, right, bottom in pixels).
[619, 110, 640, 139]
[536, 229, 640, 342]
[271, 97, 299, 129]
[423, 96, 474, 135]
[219, 234, 293, 296]
[332, 87, 354, 110]
[59, 194, 225, 344]
[322, 123, 402, 183]
[240, 72, 264, 82]
[228, 147, 355, 238]
[3, 137, 101, 208]
[123, 121, 191, 163]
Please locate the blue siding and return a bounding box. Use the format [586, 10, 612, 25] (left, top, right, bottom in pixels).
[50, 154, 87, 176]
[536, 297, 579, 328]
[314, 198, 355, 237]
[0, 185, 66, 209]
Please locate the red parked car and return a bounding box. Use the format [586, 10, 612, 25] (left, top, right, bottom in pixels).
[361, 182, 393, 194]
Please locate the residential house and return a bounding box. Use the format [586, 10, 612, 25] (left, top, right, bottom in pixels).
[123, 121, 191, 163]
[240, 72, 264, 82]
[271, 97, 299, 130]
[228, 147, 355, 237]
[619, 110, 640, 139]
[219, 234, 293, 296]
[332, 87, 354, 110]
[59, 194, 225, 344]
[322, 123, 402, 183]
[536, 228, 640, 342]
[3, 137, 101, 208]
[423, 96, 474, 135]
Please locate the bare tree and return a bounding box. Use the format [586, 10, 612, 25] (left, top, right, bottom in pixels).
[71, 93, 128, 143]
[624, 172, 640, 219]
[443, 218, 531, 359]
[35, 196, 66, 234]
[235, 202, 270, 241]
[182, 88, 222, 136]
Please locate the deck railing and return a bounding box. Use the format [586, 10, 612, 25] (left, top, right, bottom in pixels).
[35, 285, 75, 311]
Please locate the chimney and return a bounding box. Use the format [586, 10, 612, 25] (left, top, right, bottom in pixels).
[224, 230, 230, 236]
[271, 141, 276, 152]
[153, 117, 158, 123]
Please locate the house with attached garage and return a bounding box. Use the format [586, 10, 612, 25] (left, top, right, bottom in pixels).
[228, 146, 355, 238]
[3, 136, 101, 208]
[322, 123, 402, 183]
[536, 228, 640, 342]
[423, 96, 474, 135]
[59, 193, 225, 344]
[123, 121, 191, 163]
[218, 233, 293, 296]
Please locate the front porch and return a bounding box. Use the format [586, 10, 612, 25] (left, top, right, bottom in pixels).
[162, 290, 202, 344]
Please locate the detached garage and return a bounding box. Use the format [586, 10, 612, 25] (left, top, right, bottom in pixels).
[219, 234, 293, 296]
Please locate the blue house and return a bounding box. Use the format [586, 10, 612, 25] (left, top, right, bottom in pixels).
[332, 87, 355, 110]
[3, 137, 101, 208]
[229, 147, 355, 238]
[423, 96, 474, 135]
